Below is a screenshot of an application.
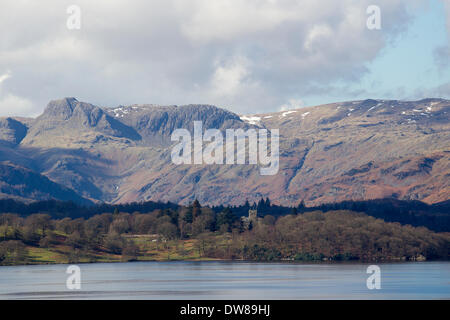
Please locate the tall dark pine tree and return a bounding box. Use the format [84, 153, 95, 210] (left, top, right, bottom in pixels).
[297, 200, 306, 213]
[192, 199, 201, 220]
[217, 207, 238, 232]
[257, 198, 265, 211]
[183, 210, 193, 224]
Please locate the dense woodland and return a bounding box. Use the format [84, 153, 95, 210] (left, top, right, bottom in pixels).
[0, 199, 448, 265]
[0, 197, 449, 231]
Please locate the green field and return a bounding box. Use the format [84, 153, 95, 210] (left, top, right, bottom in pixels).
[1, 233, 230, 266]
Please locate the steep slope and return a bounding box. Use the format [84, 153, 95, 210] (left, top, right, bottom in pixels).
[8, 98, 254, 203]
[117, 98, 448, 206]
[243, 98, 450, 205]
[105, 103, 250, 145]
[0, 117, 28, 145]
[22, 97, 141, 147]
[0, 162, 92, 204]
[0, 97, 448, 206]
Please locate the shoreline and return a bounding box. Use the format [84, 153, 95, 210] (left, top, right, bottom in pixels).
[2, 257, 448, 268]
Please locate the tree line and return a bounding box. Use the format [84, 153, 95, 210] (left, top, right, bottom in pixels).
[0, 196, 447, 232]
[0, 199, 448, 265]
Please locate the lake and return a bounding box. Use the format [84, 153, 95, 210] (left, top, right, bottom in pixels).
[0, 261, 448, 299]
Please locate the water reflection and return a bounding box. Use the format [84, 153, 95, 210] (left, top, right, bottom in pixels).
[0, 261, 448, 299]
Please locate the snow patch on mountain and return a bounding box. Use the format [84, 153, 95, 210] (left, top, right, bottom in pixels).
[240, 116, 261, 125]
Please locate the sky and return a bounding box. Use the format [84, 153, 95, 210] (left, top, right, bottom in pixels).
[0, 0, 449, 117]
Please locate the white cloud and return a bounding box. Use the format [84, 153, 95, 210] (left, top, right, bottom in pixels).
[176, 0, 301, 42]
[0, 72, 11, 84]
[0, 94, 35, 117]
[210, 56, 250, 97]
[0, 0, 440, 116]
[304, 24, 333, 52]
[279, 99, 305, 111]
[0, 71, 36, 117]
[434, 0, 450, 70]
[444, 0, 450, 35]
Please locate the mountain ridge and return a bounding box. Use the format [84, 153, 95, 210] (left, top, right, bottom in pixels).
[0, 97, 448, 206]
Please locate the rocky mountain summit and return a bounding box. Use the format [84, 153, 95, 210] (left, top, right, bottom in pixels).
[0, 117, 27, 145]
[0, 97, 448, 206]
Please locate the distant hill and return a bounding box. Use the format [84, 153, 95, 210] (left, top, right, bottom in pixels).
[0, 97, 448, 206]
[0, 162, 92, 205]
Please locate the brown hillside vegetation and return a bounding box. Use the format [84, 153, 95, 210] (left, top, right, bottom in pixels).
[234, 211, 450, 262]
[0, 97, 448, 206]
[1, 208, 448, 265]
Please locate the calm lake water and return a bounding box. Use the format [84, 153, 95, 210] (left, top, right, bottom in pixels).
[0, 261, 448, 299]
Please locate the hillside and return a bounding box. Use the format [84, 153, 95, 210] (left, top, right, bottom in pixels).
[0, 97, 448, 206]
[1, 208, 449, 266]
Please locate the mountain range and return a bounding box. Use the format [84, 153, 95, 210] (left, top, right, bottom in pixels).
[0, 97, 448, 206]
